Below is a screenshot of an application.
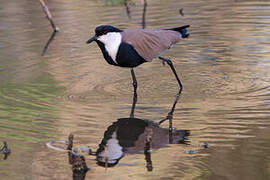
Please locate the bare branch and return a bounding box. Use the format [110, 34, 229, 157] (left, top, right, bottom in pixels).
[142, 0, 147, 29]
[39, 0, 59, 32]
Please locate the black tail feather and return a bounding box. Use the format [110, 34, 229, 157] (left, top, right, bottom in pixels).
[166, 25, 190, 38]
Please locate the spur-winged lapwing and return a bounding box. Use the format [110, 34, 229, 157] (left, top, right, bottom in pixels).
[86, 25, 190, 95]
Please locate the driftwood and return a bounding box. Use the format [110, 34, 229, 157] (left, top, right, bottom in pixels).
[39, 0, 59, 32]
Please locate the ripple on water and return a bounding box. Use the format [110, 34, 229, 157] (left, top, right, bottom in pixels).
[0, 76, 63, 143]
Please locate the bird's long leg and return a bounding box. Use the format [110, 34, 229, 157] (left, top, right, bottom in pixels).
[130, 68, 138, 118]
[158, 93, 181, 143]
[157, 57, 182, 143]
[158, 93, 180, 125]
[144, 127, 153, 171]
[131, 68, 138, 92]
[158, 56, 183, 95]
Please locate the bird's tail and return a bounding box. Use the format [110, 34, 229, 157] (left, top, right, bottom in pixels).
[166, 25, 190, 38]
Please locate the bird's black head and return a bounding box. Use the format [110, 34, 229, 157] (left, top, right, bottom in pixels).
[95, 25, 122, 36]
[86, 25, 122, 44]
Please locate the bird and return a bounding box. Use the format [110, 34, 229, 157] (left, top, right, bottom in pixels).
[86, 25, 190, 96]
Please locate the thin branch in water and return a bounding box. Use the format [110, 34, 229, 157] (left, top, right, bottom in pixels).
[142, 0, 147, 29]
[39, 0, 59, 32]
[124, 0, 131, 19]
[39, 0, 59, 56]
[67, 133, 74, 151]
[41, 30, 57, 56]
[0, 141, 11, 160]
[179, 8, 184, 16]
[67, 133, 89, 180]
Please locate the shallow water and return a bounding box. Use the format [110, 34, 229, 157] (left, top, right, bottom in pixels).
[1, 0, 270, 179]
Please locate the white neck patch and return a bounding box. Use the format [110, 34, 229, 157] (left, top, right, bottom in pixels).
[98, 132, 123, 163]
[97, 32, 122, 64]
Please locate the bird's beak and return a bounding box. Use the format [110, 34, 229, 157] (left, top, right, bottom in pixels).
[86, 35, 97, 44]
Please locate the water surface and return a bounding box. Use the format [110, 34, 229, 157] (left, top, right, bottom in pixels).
[1, 0, 270, 179]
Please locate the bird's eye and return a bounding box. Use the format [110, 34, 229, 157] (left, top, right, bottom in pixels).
[103, 31, 108, 35]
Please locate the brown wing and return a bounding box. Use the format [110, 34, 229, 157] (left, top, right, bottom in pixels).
[121, 29, 181, 62]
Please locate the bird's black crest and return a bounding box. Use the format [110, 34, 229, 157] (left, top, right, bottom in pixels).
[95, 25, 122, 36]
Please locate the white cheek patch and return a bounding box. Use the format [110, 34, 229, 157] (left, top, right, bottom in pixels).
[97, 32, 122, 64]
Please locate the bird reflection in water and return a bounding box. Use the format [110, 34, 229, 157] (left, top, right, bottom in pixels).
[94, 91, 190, 171]
[61, 88, 189, 179]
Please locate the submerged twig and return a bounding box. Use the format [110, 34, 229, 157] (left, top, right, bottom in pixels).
[67, 133, 89, 180]
[124, 0, 131, 19]
[0, 141, 11, 160]
[179, 8, 184, 16]
[41, 30, 58, 56]
[142, 0, 147, 29]
[39, 0, 59, 56]
[39, 0, 59, 32]
[67, 133, 74, 151]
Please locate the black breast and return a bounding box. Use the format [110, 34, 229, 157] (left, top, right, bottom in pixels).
[115, 42, 147, 68]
